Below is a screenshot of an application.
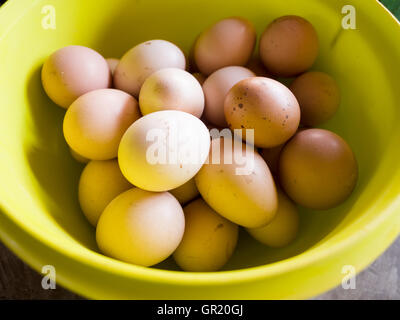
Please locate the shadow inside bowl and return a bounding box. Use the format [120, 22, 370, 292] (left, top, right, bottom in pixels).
[24, 65, 97, 251]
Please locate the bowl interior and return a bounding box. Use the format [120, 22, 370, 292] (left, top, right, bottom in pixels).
[0, 0, 400, 272]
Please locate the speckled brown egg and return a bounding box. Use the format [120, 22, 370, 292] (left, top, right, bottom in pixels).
[224, 77, 300, 148]
[202, 66, 255, 127]
[279, 129, 358, 210]
[194, 17, 256, 75]
[289, 71, 340, 126]
[195, 137, 278, 228]
[259, 16, 319, 77]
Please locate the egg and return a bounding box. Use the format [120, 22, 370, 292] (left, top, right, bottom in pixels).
[192, 72, 206, 85]
[114, 40, 186, 97]
[106, 58, 119, 75]
[41, 45, 111, 108]
[246, 190, 299, 247]
[63, 88, 141, 160]
[202, 66, 255, 127]
[246, 55, 271, 77]
[118, 110, 210, 191]
[195, 137, 277, 228]
[259, 16, 319, 77]
[173, 198, 238, 271]
[279, 129, 358, 209]
[194, 17, 256, 75]
[259, 127, 309, 174]
[224, 77, 300, 148]
[69, 147, 89, 164]
[260, 144, 284, 175]
[78, 160, 132, 226]
[139, 68, 204, 118]
[289, 71, 340, 126]
[170, 178, 199, 205]
[96, 188, 185, 266]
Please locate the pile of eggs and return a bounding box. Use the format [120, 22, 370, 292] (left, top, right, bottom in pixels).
[41, 15, 358, 271]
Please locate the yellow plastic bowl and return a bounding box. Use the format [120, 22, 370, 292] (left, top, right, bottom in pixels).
[0, 0, 400, 299]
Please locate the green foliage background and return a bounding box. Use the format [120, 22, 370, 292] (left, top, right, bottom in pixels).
[381, 0, 400, 19]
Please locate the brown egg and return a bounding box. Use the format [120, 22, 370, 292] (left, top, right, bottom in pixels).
[279, 129, 358, 210]
[139, 68, 204, 118]
[192, 72, 206, 85]
[259, 16, 319, 77]
[246, 55, 271, 77]
[106, 58, 119, 75]
[203, 66, 255, 127]
[41, 45, 111, 108]
[173, 198, 238, 271]
[289, 71, 340, 126]
[170, 178, 199, 205]
[70, 147, 89, 164]
[187, 40, 198, 73]
[260, 126, 310, 175]
[114, 40, 186, 97]
[194, 17, 256, 75]
[224, 77, 300, 148]
[63, 88, 141, 160]
[195, 137, 278, 228]
[246, 190, 299, 247]
[79, 160, 132, 226]
[96, 188, 185, 266]
[260, 144, 284, 175]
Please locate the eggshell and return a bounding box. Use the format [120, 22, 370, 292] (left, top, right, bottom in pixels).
[202, 66, 255, 127]
[41, 45, 111, 108]
[170, 178, 199, 205]
[63, 88, 141, 160]
[114, 40, 186, 97]
[279, 129, 358, 209]
[70, 147, 89, 164]
[78, 160, 132, 226]
[259, 16, 319, 77]
[173, 198, 238, 271]
[194, 17, 256, 75]
[106, 58, 119, 75]
[139, 68, 204, 118]
[96, 188, 185, 266]
[246, 55, 271, 77]
[260, 144, 284, 175]
[118, 110, 210, 191]
[224, 77, 300, 148]
[195, 137, 278, 228]
[246, 190, 299, 247]
[192, 72, 206, 85]
[289, 71, 340, 126]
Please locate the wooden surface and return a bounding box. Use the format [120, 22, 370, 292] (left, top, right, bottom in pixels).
[0, 242, 80, 299]
[1, 237, 399, 299]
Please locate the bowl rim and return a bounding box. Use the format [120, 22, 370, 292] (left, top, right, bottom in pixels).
[0, 0, 400, 291]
